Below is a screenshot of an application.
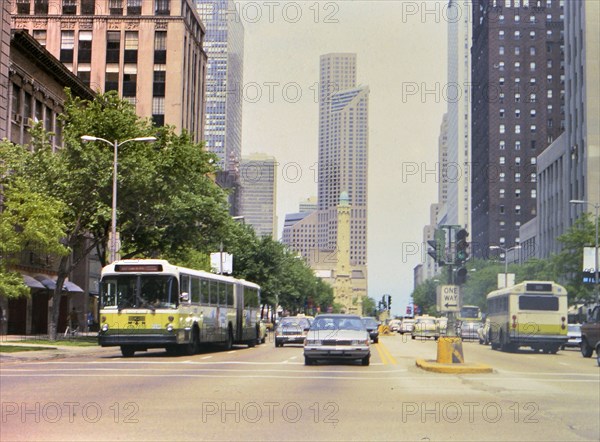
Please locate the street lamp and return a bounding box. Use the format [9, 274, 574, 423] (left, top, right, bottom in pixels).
[81, 135, 157, 263]
[570, 199, 600, 304]
[489, 245, 521, 288]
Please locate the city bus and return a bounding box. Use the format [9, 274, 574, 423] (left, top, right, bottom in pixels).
[98, 259, 261, 357]
[486, 281, 568, 353]
[458, 305, 482, 321]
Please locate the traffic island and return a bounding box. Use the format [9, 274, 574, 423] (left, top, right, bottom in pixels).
[415, 337, 493, 374]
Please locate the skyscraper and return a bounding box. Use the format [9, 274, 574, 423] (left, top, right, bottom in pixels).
[317, 53, 369, 266]
[446, 0, 472, 229]
[239, 153, 277, 239]
[470, 0, 564, 257]
[196, 0, 244, 214]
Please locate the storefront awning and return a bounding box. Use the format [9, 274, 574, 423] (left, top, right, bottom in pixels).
[33, 277, 84, 293]
[23, 275, 46, 289]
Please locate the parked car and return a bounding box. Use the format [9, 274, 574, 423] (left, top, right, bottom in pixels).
[275, 316, 312, 347]
[399, 318, 415, 334]
[580, 305, 600, 365]
[460, 320, 483, 341]
[304, 314, 370, 366]
[561, 324, 582, 349]
[361, 317, 380, 343]
[411, 317, 439, 340]
[388, 319, 401, 333]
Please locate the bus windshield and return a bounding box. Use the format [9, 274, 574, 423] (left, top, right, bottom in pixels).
[460, 306, 481, 319]
[100, 274, 179, 309]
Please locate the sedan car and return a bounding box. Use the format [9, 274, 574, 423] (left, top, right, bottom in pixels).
[275, 316, 312, 347]
[361, 317, 380, 343]
[460, 320, 483, 341]
[399, 318, 415, 334]
[304, 314, 370, 366]
[411, 317, 439, 340]
[478, 318, 491, 345]
[562, 323, 582, 349]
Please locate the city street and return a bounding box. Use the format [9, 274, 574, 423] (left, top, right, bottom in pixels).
[1, 334, 598, 441]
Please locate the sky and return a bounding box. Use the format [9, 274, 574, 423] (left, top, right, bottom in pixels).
[237, 0, 451, 316]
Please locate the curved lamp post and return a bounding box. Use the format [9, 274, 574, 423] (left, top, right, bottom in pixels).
[81, 135, 156, 263]
[489, 245, 521, 288]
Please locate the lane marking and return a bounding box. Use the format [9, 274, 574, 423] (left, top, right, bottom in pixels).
[374, 343, 389, 365]
[377, 342, 397, 365]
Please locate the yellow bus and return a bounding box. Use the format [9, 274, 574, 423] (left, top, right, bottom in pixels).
[486, 281, 568, 353]
[98, 259, 261, 357]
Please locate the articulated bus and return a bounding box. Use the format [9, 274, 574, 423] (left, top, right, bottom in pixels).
[98, 259, 261, 357]
[486, 281, 568, 353]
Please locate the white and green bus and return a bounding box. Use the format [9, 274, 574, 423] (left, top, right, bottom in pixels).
[486, 281, 568, 353]
[98, 259, 261, 357]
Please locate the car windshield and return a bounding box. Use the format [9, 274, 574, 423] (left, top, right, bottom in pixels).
[312, 317, 365, 331]
[280, 318, 311, 329]
[362, 318, 378, 328]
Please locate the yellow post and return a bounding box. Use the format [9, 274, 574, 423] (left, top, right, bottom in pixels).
[436, 336, 464, 364]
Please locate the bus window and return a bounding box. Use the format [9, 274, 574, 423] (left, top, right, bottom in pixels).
[226, 283, 234, 306]
[218, 282, 226, 306]
[191, 277, 200, 303]
[180, 274, 190, 295]
[244, 287, 259, 308]
[200, 278, 209, 304]
[209, 280, 218, 305]
[519, 295, 559, 311]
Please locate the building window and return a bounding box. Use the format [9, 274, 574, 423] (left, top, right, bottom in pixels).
[499, 172, 506, 182]
[62, 0, 76, 14]
[515, 205, 521, 215]
[500, 237, 506, 245]
[499, 46, 505, 55]
[515, 46, 520, 55]
[514, 61, 521, 70]
[515, 157, 521, 166]
[530, 109, 536, 117]
[515, 173, 521, 182]
[529, 93, 536, 103]
[499, 30, 505, 40]
[499, 156, 506, 165]
[530, 62, 536, 71]
[155, 0, 170, 15]
[152, 97, 165, 126]
[124, 31, 138, 63]
[500, 189, 505, 198]
[500, 109, 505, 118]
[515, 189, 521, 198]
[530, 173, 537, 182]
[32, 30, 46, 46]
[500, 140, 506, 150]
[60, 31, 75, 63]
[515, 109, 521, 118]
[122, 68, 137, 97]
[78, 31, 92, 63]
[531, 189, 537, 198]
[515, 124, 521, 134]
[530, 124, 536, 133]
[106, 31, 121, 63]
[499, 206, 505, 215]
[105, 71, 119, 92]
[500, 124, 506, 134]
[530, 31, 535, 39]
[530, 46, 536, 56]
[109, 0, 123, 15]
[515, 141, 521, 150]
[34, 0, 49, 14]
[514, 30, 521, 39]
[154, 31, 167, 64]
[16, 0, 30, 14]
[127, 0, 142, 15]
[153, 65, 166, 97]
[81, 0, 95, 14]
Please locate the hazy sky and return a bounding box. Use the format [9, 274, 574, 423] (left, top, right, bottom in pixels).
[238, 0, 450, 315]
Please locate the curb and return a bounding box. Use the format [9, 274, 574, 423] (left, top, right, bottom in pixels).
[415, 359, 493, 374]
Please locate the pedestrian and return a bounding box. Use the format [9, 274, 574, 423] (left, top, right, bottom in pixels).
[69, 308, 79, 333]
[87, 311, 94, 331]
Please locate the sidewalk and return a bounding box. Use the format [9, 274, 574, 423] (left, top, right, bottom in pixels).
[0, 334, 117, 364]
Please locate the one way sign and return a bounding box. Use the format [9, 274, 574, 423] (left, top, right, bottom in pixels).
[437, 285, 460, 313]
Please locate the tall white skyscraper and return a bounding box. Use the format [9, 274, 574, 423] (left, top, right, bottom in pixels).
[239, 154, 278, 239]
[446, 0, 471, 229]
[317, 53, 369, 266]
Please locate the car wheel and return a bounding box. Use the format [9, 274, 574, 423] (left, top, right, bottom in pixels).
[121, 346, 135, 358]
[581, 339, 593, 358]
[361, 355, 370, 366]
[373, 337, 379, 344]
[304, 356, 314, 366]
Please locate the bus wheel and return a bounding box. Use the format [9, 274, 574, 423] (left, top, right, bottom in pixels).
[121, 346, 135, 358]
[581, 339, 593, 358]
[166, 345, 178, 356]
[183, 328, 200, 355]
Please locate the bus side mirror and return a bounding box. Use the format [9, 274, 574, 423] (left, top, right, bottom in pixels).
[180, 292, 189, 302]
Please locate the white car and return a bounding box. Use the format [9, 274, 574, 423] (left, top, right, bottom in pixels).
[399, 318, 415, 334]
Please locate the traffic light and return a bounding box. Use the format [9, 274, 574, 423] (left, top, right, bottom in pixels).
[455, 229, 469, 264]
[427, 228, 447, 266]
[455, 267, 468, 285]
[387, 295, 392, 309]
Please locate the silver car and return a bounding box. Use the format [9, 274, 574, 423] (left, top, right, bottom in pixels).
[303, 314, 371, 366]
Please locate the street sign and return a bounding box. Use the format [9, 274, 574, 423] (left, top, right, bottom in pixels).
[437, 285, 460, 312]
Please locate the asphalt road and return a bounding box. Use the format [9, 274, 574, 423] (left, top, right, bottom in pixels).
[1, 334, 598, 441]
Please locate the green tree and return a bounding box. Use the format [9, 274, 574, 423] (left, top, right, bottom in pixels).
[552, 213, 597, 302]
[362, 296, 377, 316]
[411, 279, 439, 316]
[0, 141, 70, 298]
[2, 92, 229, 339]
